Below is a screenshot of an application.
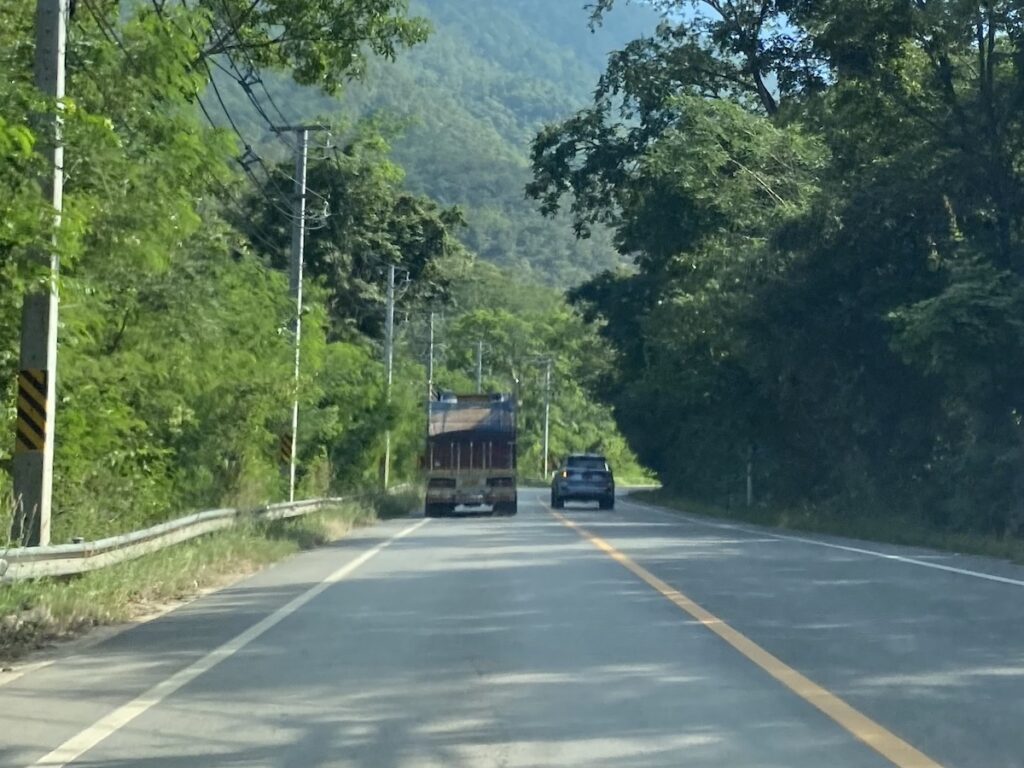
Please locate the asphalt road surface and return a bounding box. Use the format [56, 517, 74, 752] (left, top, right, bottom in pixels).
[2, 489, 1024, 767]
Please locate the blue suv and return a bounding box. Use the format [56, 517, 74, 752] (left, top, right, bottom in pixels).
[551, 453, 615, 510]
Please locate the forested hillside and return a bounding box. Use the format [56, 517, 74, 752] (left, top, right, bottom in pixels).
[215, 0, 658, 285]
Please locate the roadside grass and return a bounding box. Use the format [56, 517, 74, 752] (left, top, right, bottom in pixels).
[0, 494, 419, 663]
[374, 488, 422, 519]
[616, 475, 660, 488]
[632, 489, 1024, 564]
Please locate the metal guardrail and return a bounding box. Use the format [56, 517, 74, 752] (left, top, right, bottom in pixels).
[0, 496, 358, 583]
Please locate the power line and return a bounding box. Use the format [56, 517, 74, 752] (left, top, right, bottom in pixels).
[80, 0, 130, 56]
[202, 0, 336, 214]
[256, 77, 293, 128]
[196, 57, 312, 225]
[82, 1, 330, 242]
[210, 0, 294, 132]
[207, 173, 288, 257]
[81, 8, 298, 255]
[207, 55, 288, 145]
[150, 0, 313, 221]
[200, 55, 246, 146]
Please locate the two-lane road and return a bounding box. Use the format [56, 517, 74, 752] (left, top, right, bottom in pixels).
[2, 489, 1022, 767]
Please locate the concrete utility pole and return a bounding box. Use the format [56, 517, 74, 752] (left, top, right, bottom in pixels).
[286, 128, 308, 503]
[12, 0, 67, 546]
[383, 264, 396, 490]
[274, 124, 328, 501]
[542, 358, 552, 479]
[424, 311, 435, 468]
[475, 340, 484, 393]
[427, 311, 435, 403]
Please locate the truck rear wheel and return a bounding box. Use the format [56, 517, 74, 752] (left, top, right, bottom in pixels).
[551, 491, 564, 509]
[495, 501, 517, 516]
[425, 503, 448, 518]
[599, 495, 615, 510]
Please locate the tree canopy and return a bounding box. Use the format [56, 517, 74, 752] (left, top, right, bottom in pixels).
[532, 0, 1024, 534]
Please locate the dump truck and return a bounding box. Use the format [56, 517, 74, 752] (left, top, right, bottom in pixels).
[425, 392, 517, 517]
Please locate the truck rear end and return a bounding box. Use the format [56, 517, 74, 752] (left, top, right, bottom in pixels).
[425, 393, 517, 517]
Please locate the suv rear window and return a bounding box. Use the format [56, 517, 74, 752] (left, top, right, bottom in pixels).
[567, 456, 608, 471]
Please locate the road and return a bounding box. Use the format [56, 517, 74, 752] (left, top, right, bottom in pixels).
[2, 489, 1023, 767]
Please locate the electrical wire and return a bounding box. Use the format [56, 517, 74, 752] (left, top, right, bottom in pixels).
[80, 0, 131, 56]
[152, 0, 313, 221]
[211, 0, 294, 127]
[84, 5, 299, 251]
[206, 0, 335, 211]
[197, 57, 306, 223]
[88, 0, 329, 236]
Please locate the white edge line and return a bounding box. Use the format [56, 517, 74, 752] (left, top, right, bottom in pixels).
[27, 518, 429, 768]
[2, 591, 215, 689]
[0, 660, 56, 688]
[622, 497, 1024, 588]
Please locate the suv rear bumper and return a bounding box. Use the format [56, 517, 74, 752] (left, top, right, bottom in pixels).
[553, 482, 614, 501]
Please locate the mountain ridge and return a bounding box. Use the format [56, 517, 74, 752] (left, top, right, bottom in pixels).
[219, 0, 659, 286]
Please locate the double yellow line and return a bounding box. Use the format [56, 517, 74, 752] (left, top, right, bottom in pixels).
[549, 508, 943, 768]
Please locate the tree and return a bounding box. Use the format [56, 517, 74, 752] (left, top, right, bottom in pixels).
[427, 261, 647, 480]
[241, 125, 469, 340]
[145, 0, 429, 91]
[531, 0, 1024, 533]
[0, 0, 441, 537]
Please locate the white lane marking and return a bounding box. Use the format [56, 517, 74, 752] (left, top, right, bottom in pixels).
[2, 590, 220, 689]
[27, 519, 429, 768]
[0, 660, 55, 688]
[622, 498, 1024, 588]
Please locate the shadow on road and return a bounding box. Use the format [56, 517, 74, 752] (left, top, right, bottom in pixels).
[6, 503, 1024, 767]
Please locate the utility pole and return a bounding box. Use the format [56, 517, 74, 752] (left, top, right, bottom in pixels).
[286, 128, 308, 503]
[275, 124, 327, 502]
[475, 340, 484, 393]
[383, 264, 396, 490]
[12, 0, 67, 546]
[427, 311, 435, 403]
[542, 358, 551, 479]
[425, 311, 435, 470]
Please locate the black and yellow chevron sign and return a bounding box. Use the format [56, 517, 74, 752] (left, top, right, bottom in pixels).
[279, 432, 293, 465]
[15, 368, 48, 454]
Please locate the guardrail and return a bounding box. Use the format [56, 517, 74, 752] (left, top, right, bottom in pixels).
[0, 496, 366, 583]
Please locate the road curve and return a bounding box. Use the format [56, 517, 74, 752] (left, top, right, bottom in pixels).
[1, 489, 1022, 767]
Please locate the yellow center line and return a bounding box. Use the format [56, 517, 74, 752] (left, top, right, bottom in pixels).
[548, 507, 944, 768]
